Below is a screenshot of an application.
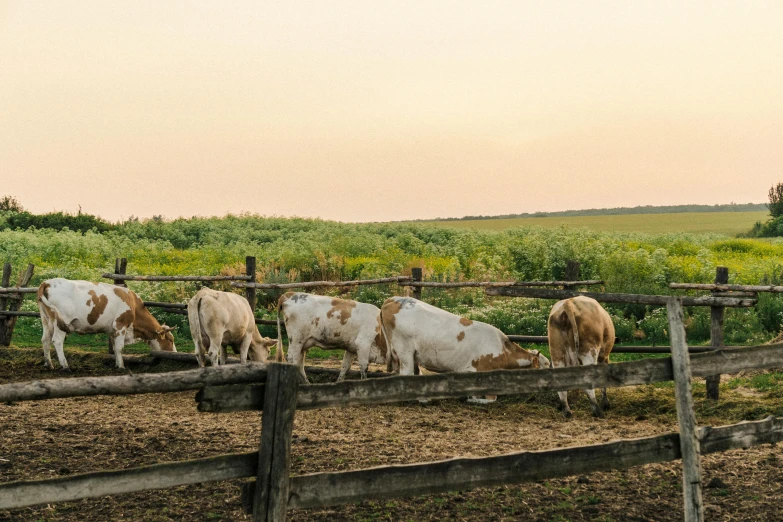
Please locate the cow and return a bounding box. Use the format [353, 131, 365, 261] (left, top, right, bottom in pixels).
[379, 297, 550, 403]
[276, 292, 387, 383]
[547, 296, 615, 418]
[37, 278, 176, 370]
[187, 288, 277, 367]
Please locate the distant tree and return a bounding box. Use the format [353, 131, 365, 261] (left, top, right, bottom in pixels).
[0, 195, 24, 212]
[768, 183, 783, 218]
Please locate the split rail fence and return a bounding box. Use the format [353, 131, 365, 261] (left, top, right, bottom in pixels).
[1, 299, 782, 522]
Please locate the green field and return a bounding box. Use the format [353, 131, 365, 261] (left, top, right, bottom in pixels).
[424, 211, 767, 235]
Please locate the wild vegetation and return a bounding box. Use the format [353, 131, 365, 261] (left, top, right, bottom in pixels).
[1, 213, 782, 349]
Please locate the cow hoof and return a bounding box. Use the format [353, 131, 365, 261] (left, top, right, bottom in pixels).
[59, 367, 72, 373]
[562, 409, 573, 419]
[601, 401, 611, 411]
[592, 408, 604, 419]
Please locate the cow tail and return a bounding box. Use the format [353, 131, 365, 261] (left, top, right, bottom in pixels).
[37, 287, 66, 331]
[563, 301, 580, 367]
[192, 297, 205, 359]
[379, 305, 395, 373]
[275, 297, 284, 362]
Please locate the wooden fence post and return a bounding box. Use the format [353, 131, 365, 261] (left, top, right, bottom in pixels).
[411, 268, 422, 301]
[246, 256, 257, 311]
[253, 362, 299, 521]
[706, 267, 728, 400]
[0, 264, 34, 346]
[666, 297, 704, 522]
[0, 263, 11, 345]
[108, 258, 127, 354]
[564, 260, 581, 285]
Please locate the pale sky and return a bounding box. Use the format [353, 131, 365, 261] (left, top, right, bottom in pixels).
[1, 1, 781, 222]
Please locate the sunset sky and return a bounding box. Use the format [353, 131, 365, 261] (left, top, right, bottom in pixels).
[1, 1, 781, 222]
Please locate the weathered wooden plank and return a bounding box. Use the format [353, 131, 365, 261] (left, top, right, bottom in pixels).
[670, 282, 783, 293]
[197, 345, 783, 412]
[411, 268, 422, 300]
[0, 363, 269, 403]
[486, 286, 756, 307]
[102, 273, 253, 282]
[706, 267, 729, 400]
[0, 452, 257, 509]
[245, 256, 257, 311]
[285, 416, 783, 510]
[0, 264, 34, 345]
[401, 280, 604, 288]
[0, 310, 40, 317]
[0, 286, 38, 294]
[667, 298, 704, 522]
[232, 276, 412, 290]
[254, 363, 298, 521]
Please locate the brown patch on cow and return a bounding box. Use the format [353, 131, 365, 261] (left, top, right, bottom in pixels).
[326, 298, 356, 326]
[312, 317, 320, 327]
[374, 320, 388, 360]
[471, 351, 516, 371]
[333, 332, 341, 337]
[85, 290, 109, 325]
[114, 289, 166, 344]
[459, 317, 473, 327]
[37, 282, 50, 302]
[380, 298, 404, 330]
[457, 331, 465, 342]
[278, 292, 295, 309]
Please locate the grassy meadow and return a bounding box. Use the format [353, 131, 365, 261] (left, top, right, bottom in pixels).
[422, 210, 768, 235]
[1, 212, 781, 354]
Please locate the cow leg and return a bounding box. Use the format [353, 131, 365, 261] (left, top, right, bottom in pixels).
[286, 339, 310, 384]
[220, 344, 228, 365]
[601, 388, 610, 410]
[579, 352, 603, 417]
[51, 328, 70, 371]
[112, 334, 126, 370]
[357, 348, 370, 380]
[206, 333, 223, 367]
[41, 324, 55, 369]
[238, 336, 253, 364]
[337, 351, 354, 382]
[549, 357, 572, 417]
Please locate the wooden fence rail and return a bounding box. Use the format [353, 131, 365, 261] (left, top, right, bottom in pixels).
[486, 286, 756, 307]
[282, 415, 783, 510]
[231, 276, 412, 290]
[102, 273, 253, 282]
[195, 344, 783, 413]
[399, 279, 604, 288]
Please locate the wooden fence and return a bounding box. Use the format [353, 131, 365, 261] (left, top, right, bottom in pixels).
[1, 298, 783, 521]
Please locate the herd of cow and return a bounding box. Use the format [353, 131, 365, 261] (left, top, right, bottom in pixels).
[35, 278, 616, 417]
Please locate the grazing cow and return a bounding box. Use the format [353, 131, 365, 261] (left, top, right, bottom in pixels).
[379, 297, 550, 403]
[187, 288, 277, 367]
[547, 296, 615, 418]
[37, 278, 176, 370]
[276, 292, 387, 383]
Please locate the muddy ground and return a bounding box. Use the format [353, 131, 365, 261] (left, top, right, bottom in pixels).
[1, 347, 782, 521]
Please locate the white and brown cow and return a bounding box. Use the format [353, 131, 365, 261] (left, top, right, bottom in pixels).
[276, 292, 387, 383]
[37, 278, 176, 370]
[547, 296, 615, 418]
[187, 288, 276, 367]
[379, 297, 550, 403]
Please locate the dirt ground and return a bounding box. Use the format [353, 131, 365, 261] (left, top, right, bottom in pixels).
[1, 347, 782, 521]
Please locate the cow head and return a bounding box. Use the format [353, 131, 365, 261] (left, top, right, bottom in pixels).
[249, 336, 278, 362]
[530, 349, 551, 369]
[151, 325, 177, 352]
